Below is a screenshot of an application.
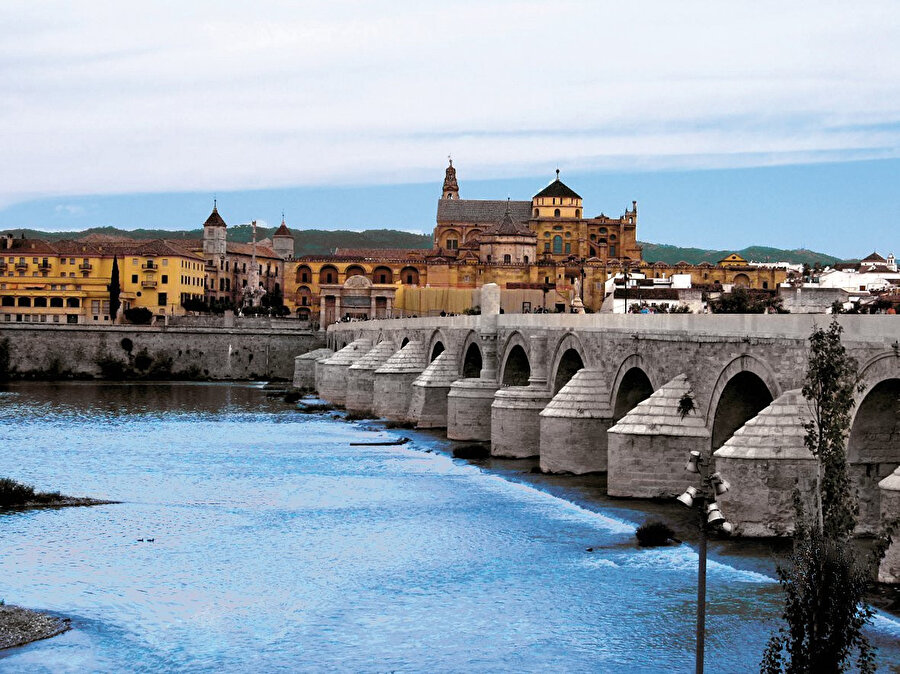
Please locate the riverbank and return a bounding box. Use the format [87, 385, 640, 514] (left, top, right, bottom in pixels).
[0, 605, 70, 650]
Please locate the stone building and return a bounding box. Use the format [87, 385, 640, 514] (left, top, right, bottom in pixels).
[283, 160, 788, 323]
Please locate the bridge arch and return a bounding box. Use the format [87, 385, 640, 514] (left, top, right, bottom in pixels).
[459, 331, 482, 378]
[499, 332, 531, 386]
[707, 354, 781, 449]
[848, 351, 900, 530]
[427, 329, 448, 363]
[610, 354, 655, 421]
[549, 333, 588, 394]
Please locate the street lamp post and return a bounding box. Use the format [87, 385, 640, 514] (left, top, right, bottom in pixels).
[677, 450, 733, 674]
[622, 267, 631, 314]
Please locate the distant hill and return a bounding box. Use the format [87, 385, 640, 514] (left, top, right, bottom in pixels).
[639, 242, 843, 267]
[1, 225, 843, 265]
[0, 226, 434, 258]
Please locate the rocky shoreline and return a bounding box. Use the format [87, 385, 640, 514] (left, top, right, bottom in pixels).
[1, 497, 117, 511]
[0, 605, 71, 650]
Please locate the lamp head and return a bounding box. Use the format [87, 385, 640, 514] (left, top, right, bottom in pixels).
[719, 521, 734, 535]
[706, 501, 720, 514]
[685, 451, 701, 474]
[676, 486, 697, 508]
[707, 509, 725, 526]
[710, 472, 731, 495]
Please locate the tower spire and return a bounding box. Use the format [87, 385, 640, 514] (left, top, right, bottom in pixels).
[442, 156, 459, 200]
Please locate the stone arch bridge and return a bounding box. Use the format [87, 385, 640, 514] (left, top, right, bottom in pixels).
[298, 307, 900, 578]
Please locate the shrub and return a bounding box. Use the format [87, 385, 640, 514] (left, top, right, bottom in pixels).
[0, 477, 61, 507]
[124, 307, 153, 324]
[635, 520, 675, 547]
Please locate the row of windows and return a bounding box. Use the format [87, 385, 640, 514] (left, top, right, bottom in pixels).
[533, 208, 582, 218]
[0, 296, 81, 308]
[4, 313, 76, 324]
[296, 266, 419, 285]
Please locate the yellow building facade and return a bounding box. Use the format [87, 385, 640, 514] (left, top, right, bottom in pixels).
[0, 235, 206, 324]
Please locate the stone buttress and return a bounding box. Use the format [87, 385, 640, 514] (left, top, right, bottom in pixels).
[293, 348, 333, 390]
[539, 368, 613, 473]
[714, 389, 816, 536]
[372, 340, 428, 422]
[408, 349, 458, 429]
[607, 374, 709, 497]
[316, 338, 374, 406]
[491, 334, 552, 458]
[345, 341, 398, 415]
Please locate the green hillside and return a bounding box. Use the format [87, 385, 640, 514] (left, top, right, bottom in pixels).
[1, 224, 844, 265]
[639, 242, 842, 266]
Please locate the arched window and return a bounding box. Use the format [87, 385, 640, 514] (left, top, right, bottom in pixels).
[533, 208, 539, 217]
[319, 265, 338, 284]
[66, 297, 80, 308]
[552, 235, 563, 254]
[373, 266, 393, 284]
[49, 297, 63, 308]
[1, 296, 14, 307]
[17, 297, 31, 307]
[345, 265, 366, 279]
[554, 208, 561, 218]
[503, 254, 511, 264]
[33, 297, 48, 308]
[465, 229, 482, 244]
[575, 209, 581, 218]
[610, 234, 617, 241]
[295, 265, 312, 284]
[401, 266, 420, 285]
[524, 255, 529, 264]
[297, 286, 312, 307]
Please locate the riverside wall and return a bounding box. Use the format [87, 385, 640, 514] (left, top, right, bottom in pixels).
[0, 324, 323, 380]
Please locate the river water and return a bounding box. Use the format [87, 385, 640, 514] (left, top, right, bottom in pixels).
[0, 382, 897, 673]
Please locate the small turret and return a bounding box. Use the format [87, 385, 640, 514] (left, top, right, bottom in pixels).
[202, 200, 227, 258]
[273, 215, 295, 259]
[442, 157, 459, 200]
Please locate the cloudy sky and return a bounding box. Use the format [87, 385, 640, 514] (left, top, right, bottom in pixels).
[1, 1, 898, 256]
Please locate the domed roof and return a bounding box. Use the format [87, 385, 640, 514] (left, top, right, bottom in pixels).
[273, 218, 293, 238]
[482, 201, 535, 238]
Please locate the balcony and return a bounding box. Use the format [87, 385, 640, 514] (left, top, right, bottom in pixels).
[78, 263, 92, 271]
[14, 261, 27, 271]
[37, 263, 51, 273]
[141, 280, 158, 288]
[142, 262, 158, 271]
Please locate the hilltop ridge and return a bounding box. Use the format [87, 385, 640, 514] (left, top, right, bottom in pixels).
[0, 225, 845, 266]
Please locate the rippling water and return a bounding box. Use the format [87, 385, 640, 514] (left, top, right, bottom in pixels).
[0, 382, 897, 673]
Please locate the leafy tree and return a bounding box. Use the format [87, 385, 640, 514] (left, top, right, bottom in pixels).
[708, 287, 786, 314]
[761, 319, 875, 673]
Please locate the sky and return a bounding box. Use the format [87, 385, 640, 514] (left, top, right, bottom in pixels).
[1, 1, 898, 258]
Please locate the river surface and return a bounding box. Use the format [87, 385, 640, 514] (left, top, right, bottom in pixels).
[0, 382, 897, 673]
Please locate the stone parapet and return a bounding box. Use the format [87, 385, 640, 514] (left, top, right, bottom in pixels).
[608, 374, 710, 497]
[409, 350, 458, 428]
[879, 469, 900, 583]
[317, 338, 374, 406]
[293, 348, 333, 389]
[345, 341, 397, 414]
[491, 386, 552, 458]
[539, 369, 614, 473]
[714, 389, 816, 536]
[373, 340, 428, 421]
[447, 379, 499, 442]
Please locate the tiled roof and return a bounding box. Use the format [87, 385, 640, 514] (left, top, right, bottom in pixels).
[437, 199, 532, 223]
[203, 206, 227, 228]
[1, 238, 59, 254]
[533, 175, 581, 200]
[225, 241, 282, 260]
[481, 205, 535, 238]
[273, 221, 293, 237]
[333, 248, 429, 259]
[861, 251, 886, 263]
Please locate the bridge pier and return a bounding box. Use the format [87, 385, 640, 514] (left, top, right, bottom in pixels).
[714, 389, 817, 536]
[607, 374, 709, 497]
[317, 338, 374, 406]
[447, 325, 499, 442]
[293, 348, 333, 390]
[491, 335, 552, 458]
[409, 350, 457, 428]
[373, 340, 428, 422]
[346, 341, 397, 415]
[539, 369, 613, 474]
[879, 469, 900, 583]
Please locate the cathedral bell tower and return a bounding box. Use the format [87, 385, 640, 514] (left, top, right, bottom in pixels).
[442, 157, 459, 200]
[202, 200, 227, 258]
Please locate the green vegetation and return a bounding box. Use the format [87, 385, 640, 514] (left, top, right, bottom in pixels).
[124, 307, 153, 324]
[639, 242, 841, 267]
[0, 478, 61, 507]
[708, 288, 786, 314]
[761, 320, 876, 673]
[635, 521, 676, 547]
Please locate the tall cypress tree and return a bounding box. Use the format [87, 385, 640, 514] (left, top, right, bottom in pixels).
[108, 256, 121, 321]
